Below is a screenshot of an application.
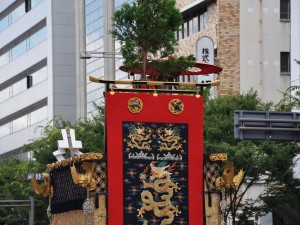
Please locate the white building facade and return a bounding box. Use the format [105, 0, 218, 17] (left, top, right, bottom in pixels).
[0, 0, 77, 158]
[0, 0, 135, 158]
[75, 0, 133, 118]
[240, 0, 291, 103]
[291, 0, 300, 95]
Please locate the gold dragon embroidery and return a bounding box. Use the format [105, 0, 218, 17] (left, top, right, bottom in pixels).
[137, 162, 181, 225]
[157, 127, 182, 151]
[127, 125, 152, 151]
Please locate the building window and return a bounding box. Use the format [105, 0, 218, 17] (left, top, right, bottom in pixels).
[192, 14, 199, 34]
[12, 115, 28, 133]
[30, 0, 43, 8]
[0, 88, 9, 103]
[0, 52, 10, 68]
[280, 0, 290, 20]
[0, 123, 11, 139]
[29, 106, 47, 125]
[27, 76, 33, 88]
[12, 78, 27, 96]
[29, 26, 47, 48]
[178, 7, 207, 40]
[0, 1, 40, 33]
[0, 2, 26, 33]
[31, 66, 47, 85]
[0, 25, 46, 68]
[0, 63, 47, 103]
[183, 21, 188, 38]
[11, 40, 27, 60]
[280, 52, 290, 74]
[0, 105, 47, 139]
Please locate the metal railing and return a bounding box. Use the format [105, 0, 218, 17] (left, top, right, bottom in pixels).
[0, 197, 34, 225]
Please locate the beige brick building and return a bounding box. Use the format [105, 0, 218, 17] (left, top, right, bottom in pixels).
[177, 0, 291, 103]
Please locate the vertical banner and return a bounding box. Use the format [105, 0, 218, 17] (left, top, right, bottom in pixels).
[106, 92, 204, 225]
[196, 36, 216, 98]
[196, 36, 214, 64]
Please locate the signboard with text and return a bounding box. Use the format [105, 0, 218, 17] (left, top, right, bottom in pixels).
[196, 36, 216, 97]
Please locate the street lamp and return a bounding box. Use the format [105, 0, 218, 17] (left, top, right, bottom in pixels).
[80, 51, 122, 59]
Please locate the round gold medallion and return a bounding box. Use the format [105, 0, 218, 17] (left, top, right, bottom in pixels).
[128, 98, 143, 113]
[168, 99, 184, 115]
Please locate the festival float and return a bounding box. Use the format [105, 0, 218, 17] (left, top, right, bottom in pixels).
[29, 61, 244, 225]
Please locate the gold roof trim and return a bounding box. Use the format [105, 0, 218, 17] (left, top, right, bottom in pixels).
[47, 153, 104, 171]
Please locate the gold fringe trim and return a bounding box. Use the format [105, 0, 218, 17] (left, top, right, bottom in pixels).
[47, 153, 104, 171]
[209, 153, 227, 161]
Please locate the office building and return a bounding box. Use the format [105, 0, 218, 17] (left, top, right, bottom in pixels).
[0, 0, 136, 157]
[0, 0, 298, 162]
[291, 0, 300, 96]
[76, 0, 295, 116]
[0, 0, 77, 158]
[75, 0, 133, 118]
[177, 0, 294, 103]
[177, 0, 297, 224]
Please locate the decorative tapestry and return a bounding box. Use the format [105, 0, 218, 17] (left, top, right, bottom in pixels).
[106, 92, 204, 225]
[123, 121, 188, 224]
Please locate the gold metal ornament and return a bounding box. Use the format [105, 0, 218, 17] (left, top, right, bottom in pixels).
[31, 173, 52, 197]
[128, 97, 143, 113]
[110, 89, 115, 95]
[216, 162, 245, 190]
[70, 162, 97, 191]
[168, 99, 184, 115]
[209, 153, 228, 161]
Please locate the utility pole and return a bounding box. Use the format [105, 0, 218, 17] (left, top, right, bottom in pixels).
[29, 196, 35, 225]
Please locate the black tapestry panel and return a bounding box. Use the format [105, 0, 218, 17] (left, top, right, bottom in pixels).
[50, 165, 86, 214]
[123, 122, 189, 225]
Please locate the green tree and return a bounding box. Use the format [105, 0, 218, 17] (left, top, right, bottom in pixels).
[24, 104, 105, 168]
[275, 59, 300, 111]
[0, 105, 105, 224]
[204, 91, 300, 224]
[0, 158, 48, 225]
[4, 92, 299, 224]
[111, 0, 195, 80]
[275, 85, 300, 111]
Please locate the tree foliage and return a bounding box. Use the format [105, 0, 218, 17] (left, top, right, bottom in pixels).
[275, 60, 300, 111]
[274, 85, 300, 111]
[111, 0, 195, 80]
[0, 158, 48, 225]
[1, 92, 300, 224]
[204, 90, 300, 224]
[0, 105, 105, 223]
[24, 104, 105, 168]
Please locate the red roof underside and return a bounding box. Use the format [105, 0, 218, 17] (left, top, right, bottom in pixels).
[119, 61, 222, 76]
